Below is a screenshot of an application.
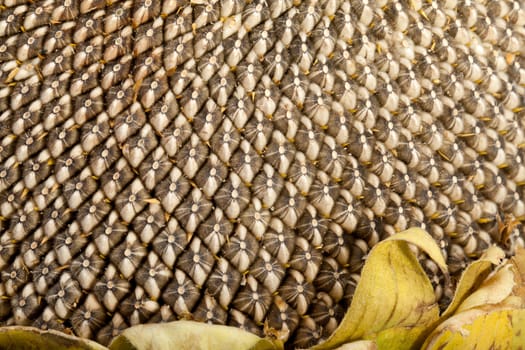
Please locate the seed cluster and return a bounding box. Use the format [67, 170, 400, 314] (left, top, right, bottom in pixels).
[1, 0, 525, 348]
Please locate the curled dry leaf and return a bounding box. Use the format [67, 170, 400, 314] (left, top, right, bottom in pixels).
[313, 228, 447, 350]
[508, 247, 525, 306]
[108, 320, 283, 350]
[422, 308, 525, 350]
[423, 247, 525, 349]
[440, 246, 505, 319]
[0, 326, 109, 350]
[383, 227, 448, 274]
[333, 340, 378, 350]
[455, 264, 516, 313]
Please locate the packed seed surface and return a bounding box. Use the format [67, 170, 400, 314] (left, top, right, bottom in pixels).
[1, 0, 525, 347]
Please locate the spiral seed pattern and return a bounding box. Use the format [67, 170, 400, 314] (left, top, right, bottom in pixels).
[1, 0, 525, 347]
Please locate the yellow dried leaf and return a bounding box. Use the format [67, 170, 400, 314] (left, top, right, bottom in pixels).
[0, 326, 108, 350]
[383, 227, 448, 274]
[510, 309, 525, 348]
[108, 320, 282, 350]
[510, 247, 525, 304]
[313, 228, 444, 350]
[441, 246, 505, 319]
[334, 340, 377, 350]
[373, 324, 431, 349]
[422, 308, 525, 350]
[423, 247, 525, 350]
[455, 264, 516, 313]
